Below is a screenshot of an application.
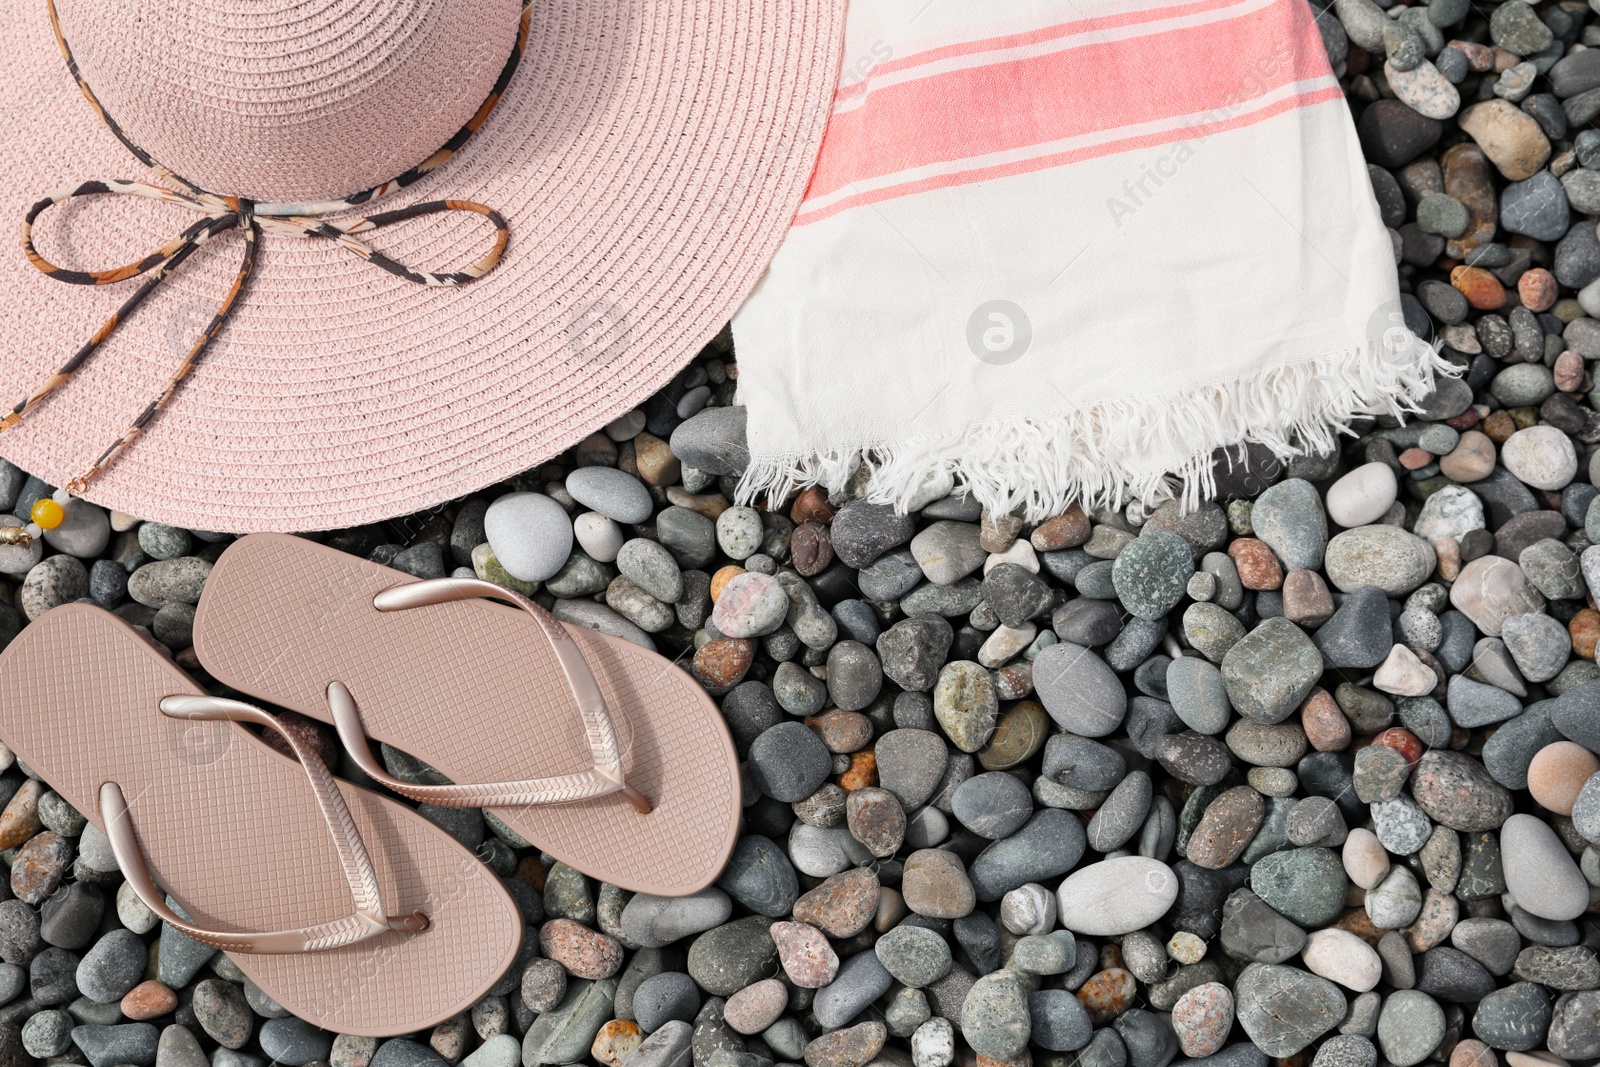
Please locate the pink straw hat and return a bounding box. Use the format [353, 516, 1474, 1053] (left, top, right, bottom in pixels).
[0, 0, 845, 531]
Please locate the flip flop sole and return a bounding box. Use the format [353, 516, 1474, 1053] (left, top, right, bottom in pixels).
[193, 533, 742, 896]
[0, 604, 522, 1036]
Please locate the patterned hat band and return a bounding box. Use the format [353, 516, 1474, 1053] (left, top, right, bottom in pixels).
[2, 0, 528, 520]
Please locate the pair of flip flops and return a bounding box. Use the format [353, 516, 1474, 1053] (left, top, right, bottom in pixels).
[0, 533, 741, 1035]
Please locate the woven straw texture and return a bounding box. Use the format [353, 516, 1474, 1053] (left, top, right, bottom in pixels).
[0, 0, 846, 531]
[0, 605, 522, 1036]
[55, 0, 524, 202]
[193, 534, 743, 896]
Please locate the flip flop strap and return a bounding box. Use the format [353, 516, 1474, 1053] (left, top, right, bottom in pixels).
[100, 696, 428, 954]
[329, 576, 652, 815]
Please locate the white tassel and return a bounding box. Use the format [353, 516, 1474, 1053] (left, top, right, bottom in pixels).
[735, 332, 1452, 523]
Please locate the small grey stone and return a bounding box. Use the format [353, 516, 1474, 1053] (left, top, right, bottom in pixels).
[1033, 642, 1126, 737]
[877, 616, 955, 693]
[1233, 963, 1346, 1056]
[959, 970, 1030, 1059]
[1502, 612, 1571, 683]
[1029, 989, 1092, 1052]
[521, 978, 617, 1067]
[1472, 981, 1552, 1051]
[1166, 658, 1232, 734]
[619, 889, 734, 949]
[969, 808, 1087, 902]
[814, 948, 893, 1029]
[875, 925, 952, 988]
[71, 1023, 159, 1067]
[747, 722, 832, 803]
[565, 467, 652, 524]
[1445, 674, 1524, 728]
[715, 835, 798, 918]
[1220, 889, 1306, 964]
[950, 773, 1033, 840]
[1377, 989, 1445, 1066]
[1453, 917, 1522, 975]
[833, 501, 916, 570]
[74, 930, 143, 1004]
[668, 407, 748, 476]
[1249, 847, 1348, 927]
[1112, 531, 1193, 621]
[257, 1019, 333, 1067]
[1324, 526, 1436, 595]
[1220, 618, 1322, 724]
[1251, 479, 1328, 570]
[1514, 945, 1600, 990]
[1313, 587, 1394, 669]
[626, 1020, 692, 1067]
[686, 918, 776, 998]
[616, 539, 683, 603]
[632, 972, 701, 1034]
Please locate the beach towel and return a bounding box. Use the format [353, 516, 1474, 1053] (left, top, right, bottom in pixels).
[731, 0, 1446, 520]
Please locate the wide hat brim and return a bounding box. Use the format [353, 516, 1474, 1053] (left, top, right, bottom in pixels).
[0, 0, 845, 532]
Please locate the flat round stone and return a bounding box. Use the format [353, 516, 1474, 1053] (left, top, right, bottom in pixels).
[1057, 857, 1178, 936]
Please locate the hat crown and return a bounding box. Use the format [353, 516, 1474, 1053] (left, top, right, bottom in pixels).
[53, 0, 524, 202]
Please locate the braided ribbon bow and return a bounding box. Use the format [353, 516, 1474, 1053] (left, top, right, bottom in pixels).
[12, 181, 508, 494]
[1, 0, 528, 500]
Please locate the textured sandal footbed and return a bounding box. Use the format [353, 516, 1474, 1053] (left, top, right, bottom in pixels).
[0, 604, 522, 1036]
[192, 533, 742, 896]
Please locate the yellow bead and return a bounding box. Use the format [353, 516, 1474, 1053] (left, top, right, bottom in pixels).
[29, 498, 63, 531]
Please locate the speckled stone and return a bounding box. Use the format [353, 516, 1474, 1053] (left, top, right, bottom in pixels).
[1411, 751, 1513, 831]
[1172, 983, 1234, 1057]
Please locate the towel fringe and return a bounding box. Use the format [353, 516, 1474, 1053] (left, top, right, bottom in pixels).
[734, 333, 1453, 523]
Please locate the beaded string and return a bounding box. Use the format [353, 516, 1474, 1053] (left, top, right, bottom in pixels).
[0, 0, 531, 543]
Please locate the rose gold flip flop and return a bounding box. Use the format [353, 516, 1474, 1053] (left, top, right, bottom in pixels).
[0, 604, 522, 1036]
[192, 533, 742, 896]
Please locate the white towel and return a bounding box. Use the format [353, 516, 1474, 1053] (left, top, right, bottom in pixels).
[731, 0, 1446, 520]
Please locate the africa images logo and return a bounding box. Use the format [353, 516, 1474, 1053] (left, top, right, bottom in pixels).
[966, 300, 1033, 366]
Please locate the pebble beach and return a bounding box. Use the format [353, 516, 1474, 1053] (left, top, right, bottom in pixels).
[9, 4, 1600, 1067]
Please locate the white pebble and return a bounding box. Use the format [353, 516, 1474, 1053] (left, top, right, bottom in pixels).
[484, 492, 573, 583]
[1342, 827, 1390, 889]
[912, 1018, 955, 1067]
[717, 506, 764, 561]
[1325, 462, 1398, 528]
[1372, 644, 1435, 697]
[1501, 426, 1578, 491]
[1057, 857, 1178, 936]
[983, 539, 1039, 576]
[1502, 812, 1590, 921]
[978, 623, 1036, 668]
[116, 880, 159, 934]
[1302, 928, 1382, 992]
[1000, 883, 1057, 935]
[573, 512, 624, 563]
